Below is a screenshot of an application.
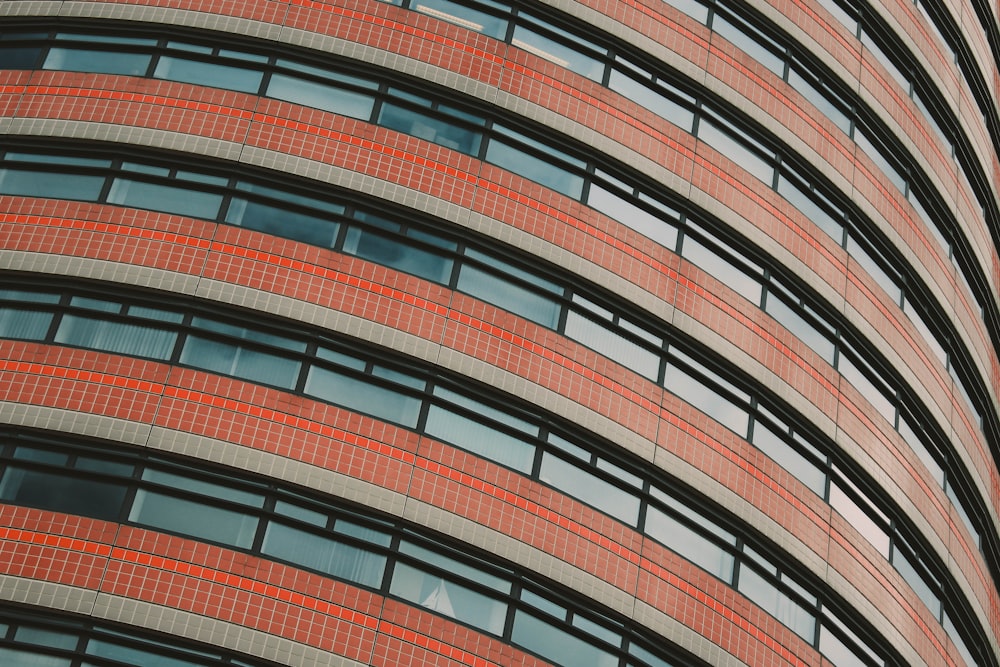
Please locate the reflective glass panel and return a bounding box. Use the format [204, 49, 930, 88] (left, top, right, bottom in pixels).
[129, 489, 259, 548]
[0, 169, 104, 201]
[261, 522, 386, 587]
[423, 405, 534, 472]
[107, 179, 223, 220]
[304, 366, 422, 427]
[153, 56, 262, 93]
[266, 72, 375, 120]
[390, 561, 507, 634]
[54, 315, 177, 360]
[43, 47, 150, 75]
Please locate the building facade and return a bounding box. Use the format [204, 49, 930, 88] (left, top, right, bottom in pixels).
[0, 0, 997, 665]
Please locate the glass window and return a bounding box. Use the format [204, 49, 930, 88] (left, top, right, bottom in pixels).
[226, 198, 340, 248]
[644, 505, 735, 581]
[54, 315, 177, 360]
[0, 467, 126, 521]
[260, 522, 386, 588]
[837, 353, 895, 425]
[423, 405, 535, 472]
[190, 317, 305, 351]
[563, 310, 660, 380]
[0, 46, 42, 69]
[666, 364, 750, 437]
[696, 118, 774, 185]
[0, 308, 53, 340]
[13, 627, 76, 649]
[129, 489, 259, 548]
[107, 179, 223, 220]
[681, 235, 763, 305]
[764, 294, 836, 364]
[510, 25, 604, 81]
[153, 56, 262, 93]
[891, 548, 941, 618]
[0, 169, 105, 201]
[586, 182, 679, 247]
[751, 423, 826, 496]
[787, 68, 851, 135]
[711, 14, 785, 76]
[0, 648, 71, 667]
[829, 480, 890, 556]
[412, 0, 509, 39]
[84, 640, 204, 667]
[738, 566, 815, 640]
[304, 366, 421, 427]
[266, 72, 375, 120]
[141, 468, 264, 506]
[512, 611, 617, 667]
[485, 137, 584, 198]
[456, 264, 560, 328]
[378, 103, 483, 155]
[342, 226, 454, 284]
[43, 47, 151, 76]
[539, 452, 640, 524]
[607, 69, 695, 133]
[776, 174, 844, 243]
[180, 336, 301, 389]
[390, 561, 507, 634]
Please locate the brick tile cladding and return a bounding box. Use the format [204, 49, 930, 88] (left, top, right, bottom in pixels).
[0, 0, 997, 666]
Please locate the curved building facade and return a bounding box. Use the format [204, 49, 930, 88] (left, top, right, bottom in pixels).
[0, 0, 997, 666]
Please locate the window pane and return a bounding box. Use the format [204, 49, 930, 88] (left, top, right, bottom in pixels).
[390, 561, 507, 634]
[0, 308, 53, 340]
[261, 522, 386, 588]
[304, 366, 421, 427]
[712, 15, 784, 76]
[0, 467, 126, 521]
[413, 0, 509, 39]
[765, 296, 836, 364]
[180, 336, 301, 389]
[511, 25, 604, 80]
[586, 183, 679, 247]
[424, 405, 534, 472]
[0, 169, 105, 200]
[607, 69, 694, 133]
[666, 365, 749, 436]
[644, 505, 734, 581]
[0, 648, 71, 667]
[682, 235, 763, 305]
[891, 549, 941, 617]
[141, 468, 264, 506]
[0, 46, 42, 68]
[54, 315, 177, 360]
[107, 179, 223, 219]
[738, 567, 815, 640]
[696, 118, 773, 184]
[829, 481, 890, 556]
[457, 264, 560, 327]
[129, 489, 259, 548]
[751, 424, 826, 496]
[378, 103, 482, 155]
[85, 640, 203, 667]
[539, 452, 640, 525]
[485, 139, 584, 198]
[225, 199, 340, 248]
[14, 627, 76, 650]
[266, 73, 374, 119]
[43, 47, 151, 75]
[512, 611, 617, 667]
[564, 310, 660, 380]
[153, 56, 262, 93]
[343, 227, 454, 283]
